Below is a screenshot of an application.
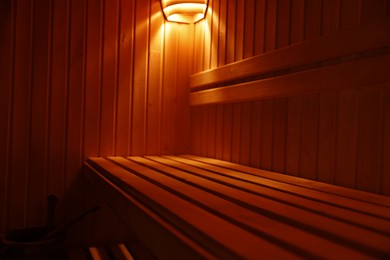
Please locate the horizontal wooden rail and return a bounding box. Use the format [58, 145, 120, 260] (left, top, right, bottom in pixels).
[85, 155, 390, 259]
[190, 18, 390, 89]
[190, 54, 390, 106]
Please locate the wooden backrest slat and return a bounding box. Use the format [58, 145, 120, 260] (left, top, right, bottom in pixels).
[190, 54, 390, 106]
[190, 18, 390, 89]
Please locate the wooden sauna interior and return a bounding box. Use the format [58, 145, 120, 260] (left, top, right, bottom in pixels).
[1, 0, 390, 254]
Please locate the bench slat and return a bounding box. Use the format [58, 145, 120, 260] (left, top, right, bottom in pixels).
[88, 157, 298, 259]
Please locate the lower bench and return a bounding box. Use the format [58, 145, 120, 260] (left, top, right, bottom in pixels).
[84, 155, 390, 259]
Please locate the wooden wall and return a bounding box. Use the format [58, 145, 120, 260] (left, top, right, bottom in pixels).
[0, 0, 192, 235]
[191, 0, 390, 195]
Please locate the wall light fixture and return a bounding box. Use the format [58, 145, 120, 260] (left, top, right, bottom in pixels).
[161, 0, 208, 23]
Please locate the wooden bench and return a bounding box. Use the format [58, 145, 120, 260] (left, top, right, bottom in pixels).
[84, 155, 390, 259]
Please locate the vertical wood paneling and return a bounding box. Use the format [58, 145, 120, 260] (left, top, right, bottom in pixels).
[356, 88, 382, 193]
[243, 0, 255, 58]
[176, 23, 192, 154]
[239, 102, 251, 166]
[272, 98, 288, 173]
[249, 101, 262, 168]
[304, 0, 322, 40]
[146, 0, 162, 155]
[9, 0, 33, 228]
[260, 100, 273, 170]
[84, 0, 103, 158]
[218, 0, 227, 66]
[360, 0, 386, 23]
[335, 90, 359, 188]
[226, 0, 235, 64]
[231, 103, 241, 163]
[290, 0, 305, 44]
[200, 106, 208, 156]
[131, 0, 149, 155]
[317, 92, 337, 184]
[210, 0, 219, 68]
[254, 0, 266, 55]
[116, 0, 135, 155]
[222, 103, 233, 161]
[264, 0, 277, 52]
[285, 96, 302, 176]
[322, 0, 340, 35]
[215, 104, 224, 159]
[340, 0, 361, 29]
[383, 87, 390, 195]
[234, 0, 244, 61]
[299, 95, 319, 180]
[1, 0, 193, 236]
[276, 0, 291, 48]
[28, 0, 51, 226]
[0, 0, 13, 234]
[207, 105, 217, 158]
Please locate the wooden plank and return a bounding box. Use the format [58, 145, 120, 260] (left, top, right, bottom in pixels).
[360, 0, 386, 23]
[356, 88, 382, 193]
[260, 99, 273, 170]
[204, 1, 212, 70]
[47, 0, 69, 228]
[243, 0, 255, 58]
[214, 104, 224, 159]
[264, 0, 277, 52]
[131, 1, 149, 155]
[285, 96, 302, 176]
[190, 18, 390, 88]
[299, 95, 319, 180]
[91, 157, 296, 259]
[317, 92, 337, 184]
[383, 86, 390, 195]
[9, 0, 34, 228]
[65, 0, 86, 241]
[239, 102, 251, 166]
[254, 0, 266, 55]
[127, 156, 372, 258]
[335, 90, 359, 189]
[272, 98, 287, 173]
[340, 0, 361, 30]
[179, 155, 390, 215]
[28, 0, 51, 227]
[226, 0, 235, 64]
[290, 0, 305, 44]
[304, 0, 322, 40]
[207, 105, 217, 158]
[89, 247, 110, 260]
[0, 0, 13, 234]
[161, 22, 177, 154]
[231, 103, 241, 163]
[175, 23, 192, 154]
[191, 107, 202, 155]
[249, 101, 261, 168]
[210, 0, 219, 69]
[322, 0, 340, 35]
[276, 0, 291, 48]
[149, 156, 390, 256]
[110, 244, 134, 260]
[85, 161, 214, 259]
[190, 55, 390, 105]
[200, 106, 209, 156]
[100, 0, 119, 156]
[84, 0, 102, 157]
[218, 0, 227, 66]
[222, 103, 233, 161]
[235, 0, 244, 61]
[116, 0, 135, 155]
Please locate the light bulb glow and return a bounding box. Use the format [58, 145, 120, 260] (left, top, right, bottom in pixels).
[161, 1, 208, 23]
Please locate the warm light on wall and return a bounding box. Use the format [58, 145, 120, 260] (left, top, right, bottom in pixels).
[161, 0, 208, 23]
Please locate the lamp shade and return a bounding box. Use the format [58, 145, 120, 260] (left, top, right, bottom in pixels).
[161, 0, 208, 23]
